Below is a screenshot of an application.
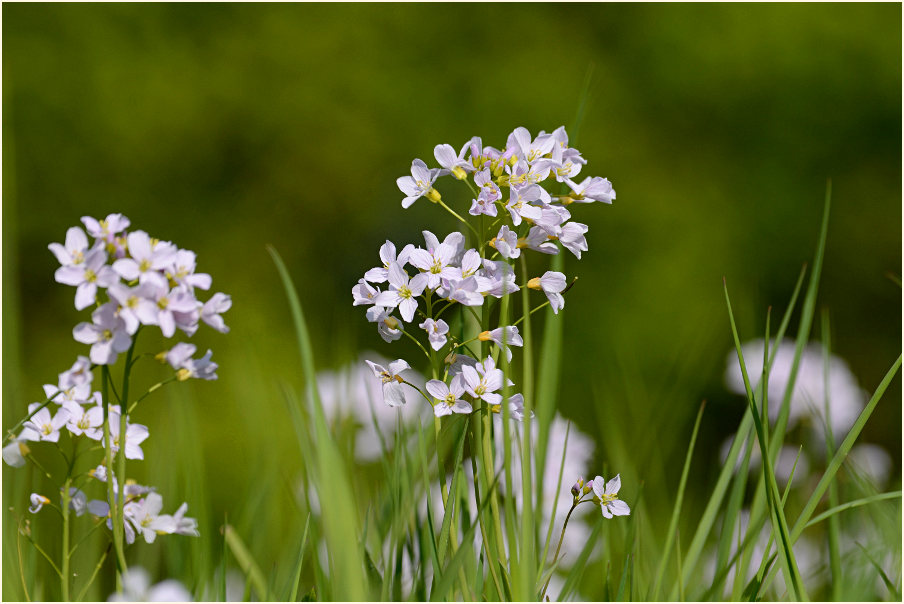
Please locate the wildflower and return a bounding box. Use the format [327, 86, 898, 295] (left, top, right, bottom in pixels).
[505, 184, 547, 226]
[201, 292, 231, 334]
[22, 405, 71, 443]
[558, 222, 589, 259]
[592, 475, 630, 518]
[166, 343, 218, 381]
[521, 226, 559, 255]
[81, 213, 131, 249]
[408, 241, 460, 290]
[479, 326, 523, 362]
[59, 356, 93, 389]
[369, 308, 403, 343]
[352, 278, 380, 306]
[373, 263, 428, 322]
[166, 250, 212, 292]
[170, 502, 200, 537]
[478, 259, 519, 298]
[426, 376, 472, 417]
[125, 493, 177, 544]
[112, 230, 176, 290]
[43, 379, 92, 407]
[419, 318, 449, 351]
[365, 359, 412, 407]
[490, 393, 533, 420]
[108, 567, 193, 602]
[469, 169, 501, 217]
[72, 302, 133, 365]
[564, 176, 616, 204]
[434, 142, 475, 180]
[423, 230, 465, 265]
[63, 397, 104, 439]
[527, 271, 567, 314]
[460, 357, 505, 405]
[107, 282, 159, 335]
[108, 412, 150, 460]
[490, 225, 521, 260]
[2, 438, 29, 467]
[443, 275, 484, 306]
[364, 240, 415, 284]
[510, 126, 557, 164]
[48, 226, 94, 268]
[29, 493, 50, 514]
[54, 247, 119, 310]
[397, 159, 443, 208]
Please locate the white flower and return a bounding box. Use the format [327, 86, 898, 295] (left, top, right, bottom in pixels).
[397, 159, 443, 208]
[166, 249, 212, 292]
[125, 493, 177, 544]
[558, 222, 589, 259]
[108, 412, 150, 460]
[527, 271, 567, 314]
[434, 142, 475, 180]
[112, 231, 175, 290]
[368, 307, 403, 343]
[565, 176, 616, 204]
[408, 241, 460, 290]
[419, 318, 449, 351]
[201, 292, 231, 334]
[509, 126, 557, 165]
[81, 214, 130, 248]
[469, 169, 501, 217]
[107, 282, 159, 335]
[363, 240, 415, 284]
[63, 397, 104, 440]
[59, 356, 93, 390]
[365, 359, 412, 407]
[48, 226, 94, 268]
[592, 475, 630, 518]
[426, 376, 472, 417]
[73, 302, 133, 365]
[478, 326, 523, 362]
[170, 502, 200, 537]
[443, 275, 484, 306]
[522, 226, 558, 255]
[166, 343, 218, 381]
[478, 259, 519, 298]
[352, 279, 380, 306]
[108, 567, 193, 602]
[491, 225, 521, 260]
[54, 248, 119, 310]
[2, 438, 28, 467]
[373, 263, 428, 323]
[29, 493, 50, 514]
[505, 184, 547, 226]
[22, 404, 71, 443]
[460, 356, 505, 405]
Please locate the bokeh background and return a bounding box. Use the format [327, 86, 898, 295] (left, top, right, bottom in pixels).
[3, 3, 901, 600]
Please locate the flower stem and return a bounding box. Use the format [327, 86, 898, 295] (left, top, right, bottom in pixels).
[115, 332, 140, 571]
[102, 366, 127, 586]
[541, 502, 579, 599]
[60, 478, 71, 601]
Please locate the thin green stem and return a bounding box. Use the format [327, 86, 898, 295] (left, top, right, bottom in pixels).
[76, 543, 111, 601]
[399, 329, 432, 363]
[438, 200, 481, 239]
[127, 377, 177, 414]
[61, 478, 72, 601]
[4, 390, 65, 444]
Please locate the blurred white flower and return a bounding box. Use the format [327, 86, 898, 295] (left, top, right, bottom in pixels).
[108, 567, 192, 602]
[724, 338, 866, 444]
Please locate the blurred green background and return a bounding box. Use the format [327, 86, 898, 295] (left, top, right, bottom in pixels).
[3, 3, 901, 598]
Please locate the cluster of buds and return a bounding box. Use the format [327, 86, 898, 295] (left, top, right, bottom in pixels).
[353, 126, 614, 417]
[4, 213, 229, 548]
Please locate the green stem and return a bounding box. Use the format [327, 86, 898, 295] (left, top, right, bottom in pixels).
[101, 367, 127, 585]
[4, 390, 65, 444]
[116, 332, 140, 572]
[541, 501, 587, 599]
[437, 200, 481, 239]
[61, 478, 71, 601]
[127, 377, 177, 414]
[77, 543, 111, 601]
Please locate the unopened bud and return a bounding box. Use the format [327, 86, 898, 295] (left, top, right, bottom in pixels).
[176, 368, 192, 382]
[154, 351, 168, 363]
[571, 477, 584, 497]
[426, 188, 442, 203]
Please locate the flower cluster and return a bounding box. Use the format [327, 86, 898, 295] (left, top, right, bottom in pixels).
[354, 127, 614, 418]
[4, 213, 229, 557]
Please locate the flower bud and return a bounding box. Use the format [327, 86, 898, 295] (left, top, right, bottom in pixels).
[571, 477, 584, 497]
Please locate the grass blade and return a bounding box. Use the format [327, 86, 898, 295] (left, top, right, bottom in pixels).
[223, 525, 269, 600]
[652, 401, 705, 599]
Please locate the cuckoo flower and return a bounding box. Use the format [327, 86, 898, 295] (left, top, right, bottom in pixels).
[397, 159, 443, 208]
[49, 226, 94, 269]
[365, 359, 411, 407]
[419, 318, 450, 351]
[364, 240, 414, 284]
[54, 248, 119, 310]
[374, 263, 428, 323]
[427, 376, 472, 417]
[73, 302, 133, 365]
[527, 271, 567, 314]
[565, 176, 616, 204]
[592, 475, 630, 518]
[434, 142, 475, 180]
[112, 230, 176, 290]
